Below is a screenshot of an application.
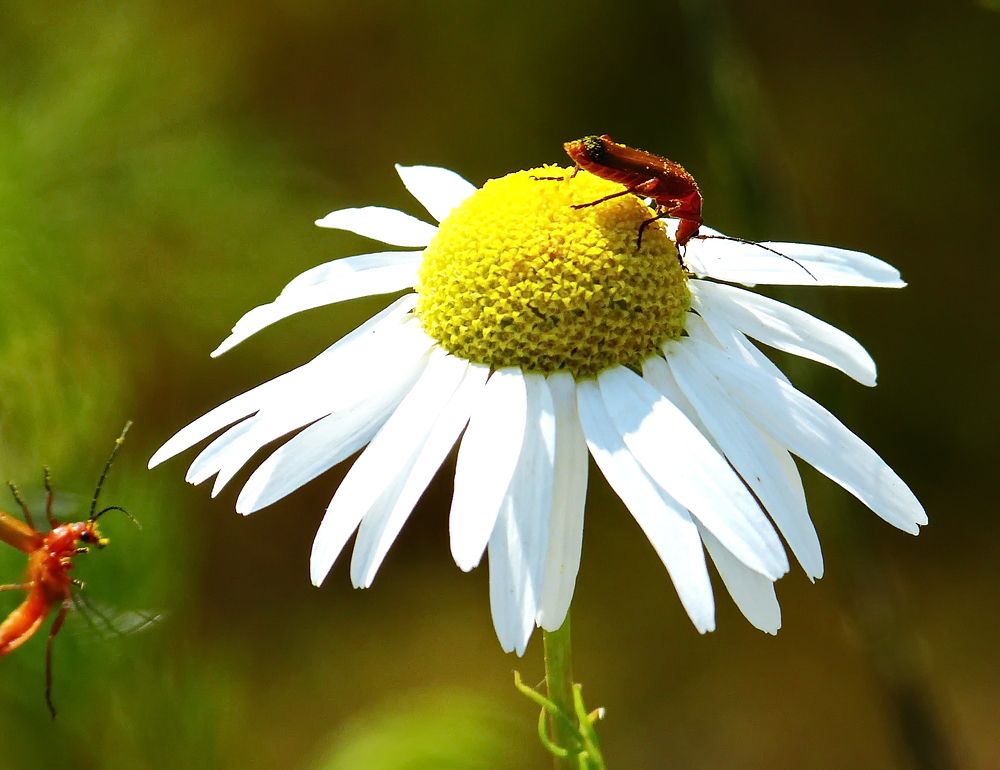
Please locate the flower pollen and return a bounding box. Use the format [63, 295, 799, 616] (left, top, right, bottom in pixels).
[416, 166, 690, 378]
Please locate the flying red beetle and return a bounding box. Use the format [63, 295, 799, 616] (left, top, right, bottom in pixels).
[0, 423, 137, 717]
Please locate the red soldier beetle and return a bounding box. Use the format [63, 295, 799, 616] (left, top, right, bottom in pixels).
[563, 134, 705, 248]
[561, 135, 815, 279]
[0, 422, 138, 718]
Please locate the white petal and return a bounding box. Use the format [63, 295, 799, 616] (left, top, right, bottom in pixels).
[684, 227, 906, 288]
[184, 417, 259, 489]
[280, 251, 422, 296]
[686, 299, 792, 385]
[487, 507, 525, 655]
[299, 292, 418, 358]
[681, 309, 725, 348]
[307, 351, 471, 587]
[193, 321, 433, 494]
[488, 373, 557, 655]
[310, 476, 394, 588]
[536, 372, 589, 631]
[212, 266, 420, 357]
[204, 418, 272, 495]
[597, 366, 788, 579]
[645, 350, 812, 581]
[239, 399, 388, 515]
[642, 355, 711, 437]
[449, 368, 528, 572]
[150, 392, 261, 471]
[699, 524, 781, 634]
[235, 333, 436, 514]
[395, 164, 478, 223]
[149, 375, 289, 470]
[150, 301, 414, 470]
[691, 280, 877, 386]
[348, 353, 486, 588]
[195, 382, 365, 490]
[187, 310, 434, 486]
[350, 362, 490, 588]
[314, 206, 438, 248]
[646, 349, 813, 588]
[577, 380, 715, 632]
[689, 339, 927, 532]
[761, 430, 819, 579]
[186, 416, 274, 491]
[668, 343, 823, 579]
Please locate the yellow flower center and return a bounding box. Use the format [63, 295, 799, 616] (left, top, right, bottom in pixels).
[415, 166, 690, 378]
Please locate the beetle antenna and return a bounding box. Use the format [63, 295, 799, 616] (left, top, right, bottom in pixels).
[6, 481, 35, 530]
[89, 421, 132, 522]
[696, 235, 818, 281]
[93, 505, 141, 529]
[42, 465, 59, 529]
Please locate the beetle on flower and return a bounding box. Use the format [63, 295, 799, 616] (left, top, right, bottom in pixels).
[149, 157, 924, 656]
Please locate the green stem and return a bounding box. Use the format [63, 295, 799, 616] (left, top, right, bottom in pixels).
[543, 612, 578, 770]
[517, 612, 604, 767]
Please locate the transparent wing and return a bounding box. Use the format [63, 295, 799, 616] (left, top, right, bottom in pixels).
[67, 593, 164, 642]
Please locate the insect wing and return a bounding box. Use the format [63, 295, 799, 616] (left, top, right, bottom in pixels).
[67, 593, 163, 643]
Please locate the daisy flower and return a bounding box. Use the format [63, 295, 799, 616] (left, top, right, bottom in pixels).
[149, 160, 925, 655]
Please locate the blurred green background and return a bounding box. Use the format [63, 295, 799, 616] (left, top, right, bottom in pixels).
[0, 0, 996, 767]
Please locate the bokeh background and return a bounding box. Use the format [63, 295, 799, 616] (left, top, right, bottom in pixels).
[0, 0, 997, 767]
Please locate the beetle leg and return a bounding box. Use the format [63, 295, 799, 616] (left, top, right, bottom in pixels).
[636, 215, 661, 250]
[574, 175, 668, 211]
[635, 200, 684, 250]
[532, 171, 572, 182]
[571, 188, 636, 209]
[531, 166, 580, 183]
[45, 600, 71, 719]
[0, 583, 31, 591]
